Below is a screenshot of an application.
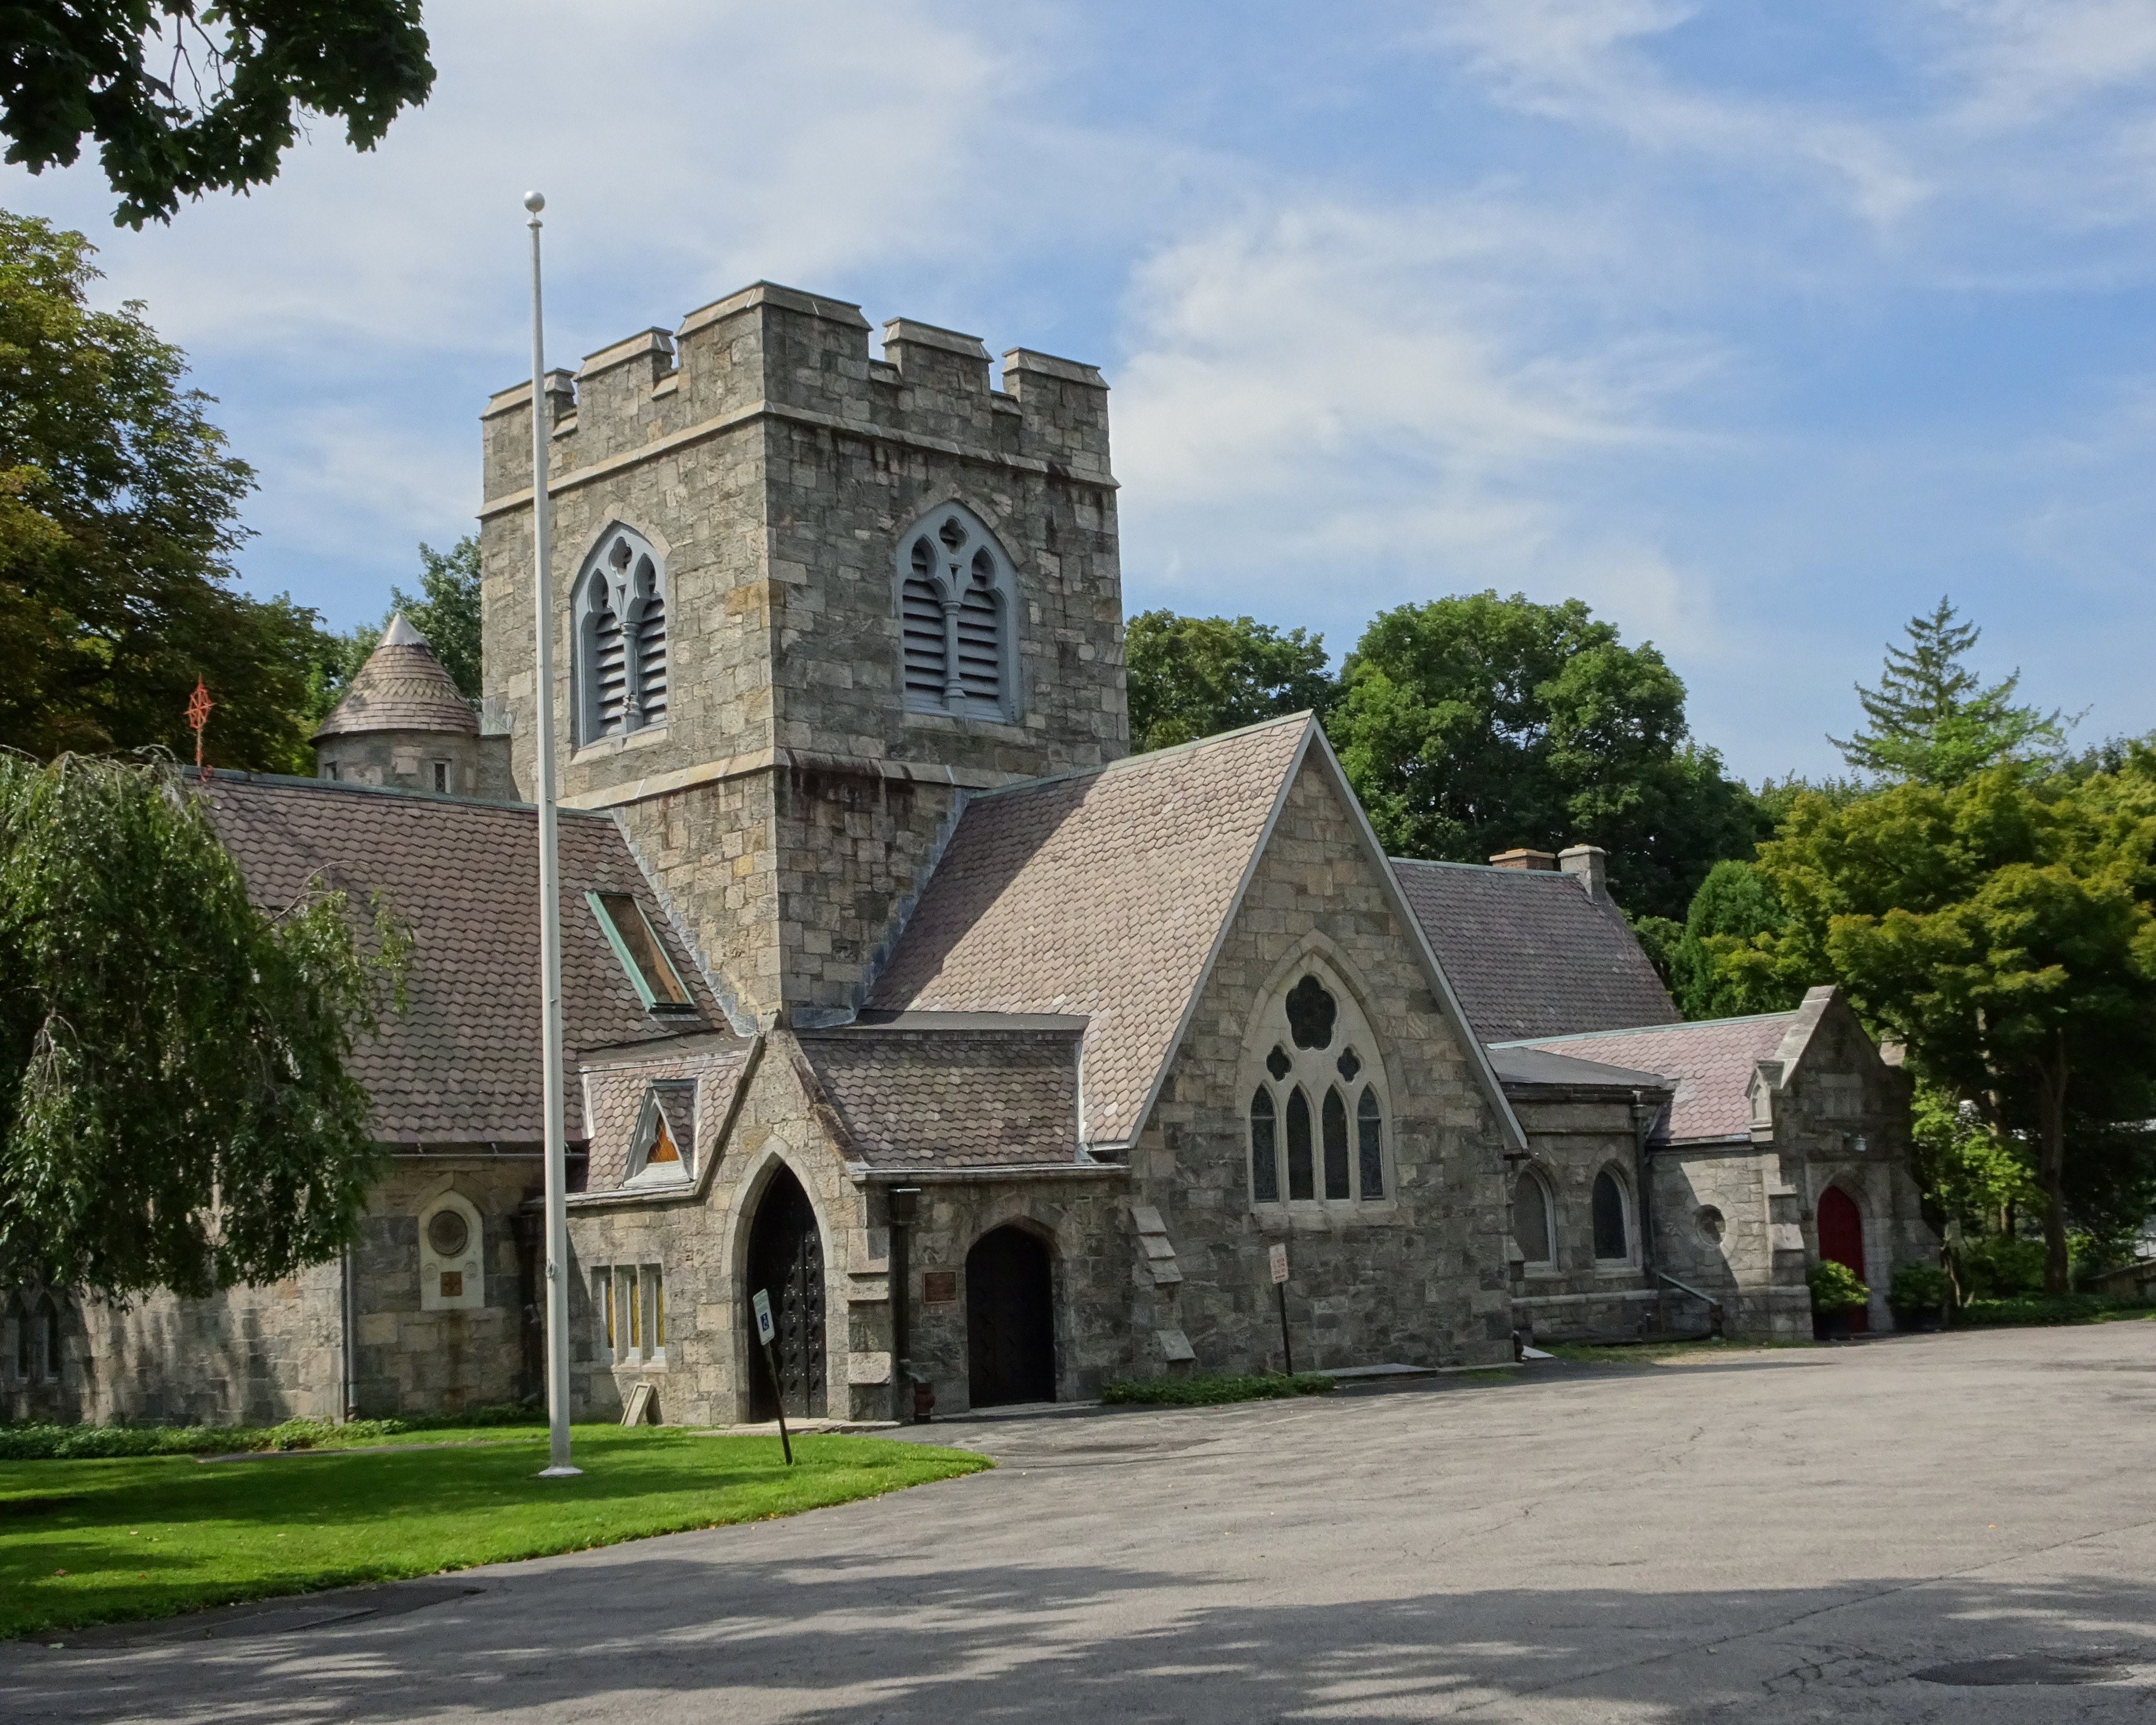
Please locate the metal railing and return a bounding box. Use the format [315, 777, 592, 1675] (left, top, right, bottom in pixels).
[1655, 1271, 1725, 1339]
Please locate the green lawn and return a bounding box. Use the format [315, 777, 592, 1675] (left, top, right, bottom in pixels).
[1, 1425, 991, 1641]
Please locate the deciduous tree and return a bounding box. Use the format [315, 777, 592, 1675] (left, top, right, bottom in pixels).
[0, 752, 401, 1302]
[0, 209, 326, 769]
[0, 0, 434, 227]
[1325, 591, 1759, 920]
[1125, 610, 1335, 753]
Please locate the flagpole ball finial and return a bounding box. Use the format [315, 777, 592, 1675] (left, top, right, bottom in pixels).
[524, 191, 546, 213]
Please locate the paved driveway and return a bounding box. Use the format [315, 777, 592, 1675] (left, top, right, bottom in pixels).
[8, 1323, 2156, 1723]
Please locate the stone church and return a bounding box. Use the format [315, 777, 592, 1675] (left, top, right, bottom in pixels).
[3, 283, 1935, 1428]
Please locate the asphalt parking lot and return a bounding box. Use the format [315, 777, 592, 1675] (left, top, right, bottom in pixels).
[7, 1321, 2155, 1723]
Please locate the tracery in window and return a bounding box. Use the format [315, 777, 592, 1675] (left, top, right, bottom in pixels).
[895, 502, 1016, 721]
[1592, 1168, 1632, 1262]
[575, 524, 667, 745]
[1244, 960, 1392, 1210]
[1515, 1169, 1555, 1266]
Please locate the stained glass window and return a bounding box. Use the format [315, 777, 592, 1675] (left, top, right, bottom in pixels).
[1358, 1088, 1385, 1198]
[1285, 1088, 1315, 1200]
[1266, 1045, 1292, 1081]
[1593, 1170, 1630, 1261]
[1249, 1089, 1279, 1202]
[1322, 1088, 1350, 1199]
[1285, 975, 1336, 1049]
[1515, 1172, 1552, 1263]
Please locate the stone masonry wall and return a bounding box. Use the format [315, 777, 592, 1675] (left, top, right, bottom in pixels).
[1506, 1090, 1660, 1342]
[1126, 755, 1515, 1376]
[478, 282, 1128, 1024]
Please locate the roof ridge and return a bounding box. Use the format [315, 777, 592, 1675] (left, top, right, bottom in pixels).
[204, 768, 615, 820]
[1492, 1009, 1793, 1048]
[973, 711, 1315, 801]
[1392, 856, 1581, 881]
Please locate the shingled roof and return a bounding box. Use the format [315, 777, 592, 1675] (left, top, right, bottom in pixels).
[1391, 859, 1677, 1044]
[867, 716, 1312, 1146]
[312, 614, 478, 741]
[793, 1020, 1083, 1171]
[1503, 1013, 1796, 1142]
[204, 773, 722, 1145]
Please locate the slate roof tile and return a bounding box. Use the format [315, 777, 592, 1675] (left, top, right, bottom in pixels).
[1392, 859, 1677, 1044]
[205, 774, 720, 1145]
[793, 1025, 1081, 1170]
[866, 716, 1310, 1145]
[1505, 1014, 1796, 1141]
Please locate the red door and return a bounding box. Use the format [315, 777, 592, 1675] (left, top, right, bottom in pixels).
[1817, 1185, 1869, 1334]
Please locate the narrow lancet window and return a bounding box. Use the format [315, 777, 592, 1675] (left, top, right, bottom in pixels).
[1285, 1088, 1315, 1201]
[1357, 1088, 1385, 1199]
[1249, 1088, 1279, 1203]
[1322, 1088, 1351, 1199]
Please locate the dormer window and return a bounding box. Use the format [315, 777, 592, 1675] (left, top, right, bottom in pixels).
[575, 524, 667, 745]
[626, 1082, 695, 1185]
[895, 502, 1017, 721]
[589, 891, 694, 1013]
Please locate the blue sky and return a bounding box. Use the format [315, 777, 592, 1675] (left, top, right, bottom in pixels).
[6, 0, 2156, 782]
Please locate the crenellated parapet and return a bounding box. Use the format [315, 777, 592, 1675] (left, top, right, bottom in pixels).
[480, 282, 1112, 508]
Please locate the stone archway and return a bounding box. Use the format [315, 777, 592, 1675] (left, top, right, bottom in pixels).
[746, 1164, 827, 1420]
[1818, 1185, 1869, 1334]
[966, 1225, 1056, 1408]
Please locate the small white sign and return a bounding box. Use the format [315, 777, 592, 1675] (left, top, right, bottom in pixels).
[1269, 1243, 1289, 1285]
[752, 1287, 775, 1346]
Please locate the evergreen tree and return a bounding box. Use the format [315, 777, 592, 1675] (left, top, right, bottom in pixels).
[1668, 859, 1801, 1020]
[1830, 597, 2065, 786]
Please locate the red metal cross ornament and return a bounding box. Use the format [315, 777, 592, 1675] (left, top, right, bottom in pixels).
[185, 677, 214, 783]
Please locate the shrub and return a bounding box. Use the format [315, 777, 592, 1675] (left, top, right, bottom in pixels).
[1959, 1234, 2046, 1298]
[1888, 1262, 1951, 1311]
[1099, 1372, 1335, 1407]
[1807, 1259, 1869, 1313]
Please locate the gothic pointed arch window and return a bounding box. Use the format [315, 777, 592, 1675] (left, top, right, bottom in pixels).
[1243, 960, 1394, 1212]
[575, 524, 667, 745]
[894, 502, 1017, 721]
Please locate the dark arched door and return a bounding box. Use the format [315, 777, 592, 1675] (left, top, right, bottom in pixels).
[746, 1165, 826, 1419]
[967, 1226, 1056, 1408]
[1818, 1185, 1869, 1334]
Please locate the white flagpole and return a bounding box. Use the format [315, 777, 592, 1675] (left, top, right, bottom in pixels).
[525, 190, 579, 1478]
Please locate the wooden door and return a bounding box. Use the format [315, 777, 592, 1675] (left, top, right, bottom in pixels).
[966, 1226, 1056, 1408]
[1817, 1185, 1869, 1334]
[747, 1166, 827, 1419]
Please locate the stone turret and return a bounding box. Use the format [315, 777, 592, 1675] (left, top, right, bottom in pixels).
[313, 615, 512, 799]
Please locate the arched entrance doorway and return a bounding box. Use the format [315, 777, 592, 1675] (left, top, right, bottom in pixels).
[746, 1165, 826, 1420]
[966, 1225, 1056, 1408]
[1817, 1185, 1869, 1334]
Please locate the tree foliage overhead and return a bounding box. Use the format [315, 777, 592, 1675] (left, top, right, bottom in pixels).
[1830, 597, 2066, 787]
[0, 752, 401, 1301]
[0, 209, 326, 769]
[0, 0, 434, 227]
[1125, 609, 1335, 753]
[1324, 591, 1760, 921]
[1736, 761, 2156, 1292]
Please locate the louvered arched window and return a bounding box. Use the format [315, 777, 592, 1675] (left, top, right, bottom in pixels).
[894, 502, 1016, 721]
[575, 525, 667, 745]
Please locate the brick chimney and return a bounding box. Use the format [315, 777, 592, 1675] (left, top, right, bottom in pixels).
[1558, 844, 1608, 900]
[1489, 848, 1559, 871]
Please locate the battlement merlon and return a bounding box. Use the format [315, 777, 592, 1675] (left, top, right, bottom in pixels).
[478, 281, 1112, 508]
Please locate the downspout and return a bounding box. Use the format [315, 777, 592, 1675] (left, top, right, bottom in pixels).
[340, 1245, 359, 1422]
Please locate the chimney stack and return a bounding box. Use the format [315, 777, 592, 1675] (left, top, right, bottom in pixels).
[1489, 848, 1559, 871]
[1558, 844, 1608, 900]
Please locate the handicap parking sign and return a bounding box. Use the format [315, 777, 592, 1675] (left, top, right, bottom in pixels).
[752, 1287, 775, 1346]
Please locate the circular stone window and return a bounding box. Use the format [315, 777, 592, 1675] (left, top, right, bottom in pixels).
[426, 1208, 471, 1258]
[1695, 1205, 1727, 1246]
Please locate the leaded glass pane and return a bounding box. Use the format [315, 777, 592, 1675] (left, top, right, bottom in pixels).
[1250, 1089, 1279, 1203]
[1516, 1174, 1551, 1263]
[1322, 1088, 1350, 1199]
[1285, 975, 1336, 1050]
[1358, 1087, 1384, 1198]
[1593, 1171, 1629, 1260]
[1266, 1044, 1291, 1081]
[1285, 1088, 1315, 1200]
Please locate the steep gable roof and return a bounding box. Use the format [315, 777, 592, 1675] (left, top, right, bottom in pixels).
[312, 613, 477, 740]
[1503, 1013, 1795, 1142]
[869, 716, 1523, 1151]
[204, 773, 723, 1145]
[1391, 858, 1677, 1044]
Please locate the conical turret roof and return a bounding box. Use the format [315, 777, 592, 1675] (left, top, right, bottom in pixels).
[313, 614, 478, 740]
